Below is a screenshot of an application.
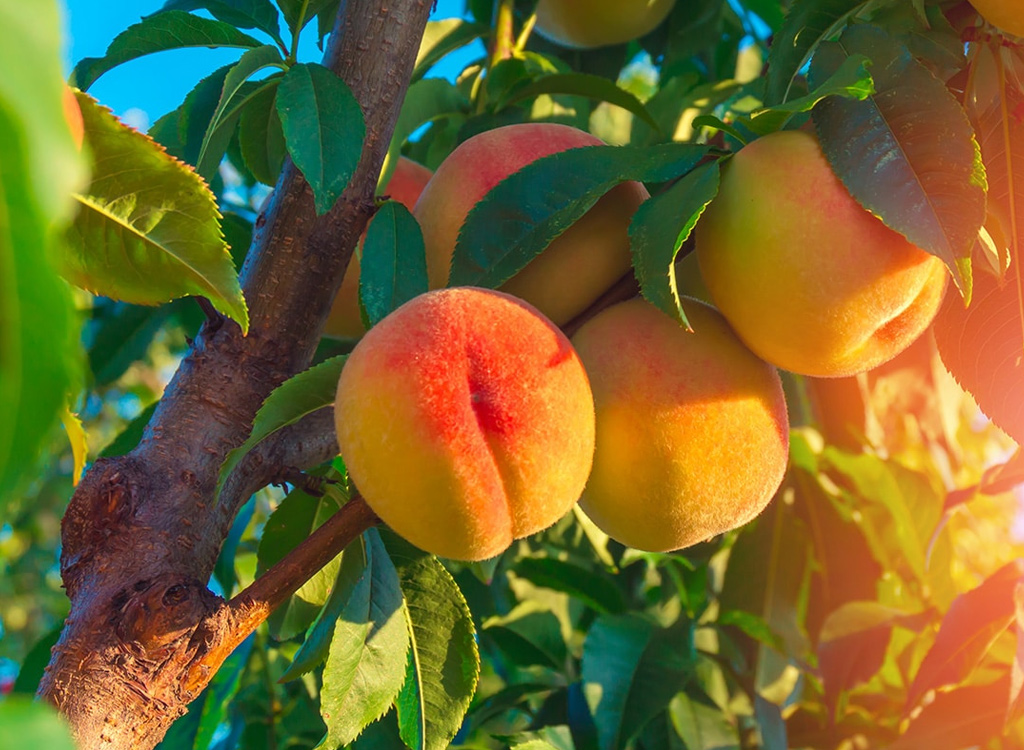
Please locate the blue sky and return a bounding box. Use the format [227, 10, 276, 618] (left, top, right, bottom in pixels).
[62, 1, 482, 128]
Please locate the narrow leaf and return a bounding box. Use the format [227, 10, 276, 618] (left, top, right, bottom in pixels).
[62, 94, 248, 330]
[451, 143, 709, 290]
[277, 63, 365, 215]
[59, 406, 87, 486]
[497, 73, 660, 131]
[1009, 582, 1024, 725]
[238, 81, 286, 185]
[890, 675, 1012, 750]
[630, 160, 719, 328]
[359, 202, 428, 329]
[216, 354, 346, 500]
[156, 0, 284, 46]
[412, 19, 489, 82]
[71, 11, 263, 91]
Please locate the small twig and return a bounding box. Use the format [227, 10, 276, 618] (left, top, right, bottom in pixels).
[194, 296, 226, 332]
[489, 0, 516, 67]
[562, 272, 640, 338]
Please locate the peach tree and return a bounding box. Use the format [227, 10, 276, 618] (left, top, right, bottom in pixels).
[3, 1, 1024, 749]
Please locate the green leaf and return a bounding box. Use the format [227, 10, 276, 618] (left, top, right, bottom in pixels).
[582, 614, 696, 750]
[11, 625, 63, 695]
[216, 354, 346, 500]
[317, 530, 410, 747]
[239, 80, 287, 186]
[384, 533, 480, 750]
[87, 301, 173, 386]
[0, 0, 86, 505]
[71, 11, 263, 91]
[276, 0, 334, 35]
[62, 93, 248, 330]
[412, 19, 489, 82]
[157, 0, 285, 47]
[496, 73, 661, 131]
[277, 63, 365, 215]
[451, 143, 709, 290]
[0, 698, 76, 750]
[197, 45, 285, 179]
[630, 160, 719, 328]
[483, 604, 568, 670]
[359, 202, 428, 329]
[810, 24, 985, 294]
[100, 402, 158, 458]
[514, 557, 626, 615]
[668, 690, 739, 750]
[763, 0, 866, 106]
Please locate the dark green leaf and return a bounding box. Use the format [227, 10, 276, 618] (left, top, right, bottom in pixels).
[100, 402, 158, 458]
[277, 63, 365, 215]
[514, 557, 626, 615]
[582, 614, 696, 750]
[483, 605, 567, 670]
[497, 73, 660, 131]
[810, 24, 984, 293]
[385, 533, 479, 750]
[238, 81, 286, 185]
[157, 0, 284, 46]
[71, 11, 263, 91]
[216, 355, 346, 500]
[87, 302, 172, 386]
[668, 690, 739, 750]
[62, 93, 249, 330]
[630, 160, 719, 327]
[359, 202, 428, 329]
[451, 143, 709, 290]
[11, 625, 63, 695]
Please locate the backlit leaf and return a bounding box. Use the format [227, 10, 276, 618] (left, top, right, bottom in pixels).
[60, 406, 87, 486]
[890, 675, 1012, 750]
[412, 19, 489, 82]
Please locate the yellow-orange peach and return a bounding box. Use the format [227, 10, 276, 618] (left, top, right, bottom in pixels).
[324, 157, 433, 339]
[335, 287, 595, 561]
[695, 129, 948, 378]
[413, 123, 649, 326]
[571, 297, 789, 552]
[969, 0, 1024, 37]
[535, 0, 677, 48]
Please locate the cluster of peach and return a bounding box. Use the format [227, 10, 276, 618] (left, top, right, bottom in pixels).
[331, 119, 948, 561]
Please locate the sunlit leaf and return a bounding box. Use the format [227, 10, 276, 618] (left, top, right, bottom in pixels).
[891, 675, 1012, 750]
[0, 698, 76, 750]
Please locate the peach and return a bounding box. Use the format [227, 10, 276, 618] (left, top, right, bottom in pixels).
[334, 287, 595, 561]
[64, 86, 84, 149]
[969, 0, 1024, 37]
[534, 0, 677, 49]
[324, 157, 433, 339]
[571, 297, 789, 552]
[412, 123, 649, 326]
[695, 129, 948, 378]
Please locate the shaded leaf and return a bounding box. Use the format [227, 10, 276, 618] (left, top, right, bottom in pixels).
[238, 80, 286, 185]
[630, 160, 719, 328]
[157, 0, 284, 46]
[62, 94, 248, 330]
[276, 0, 334, 35]
[497, 73, 660, 130]
[87, 301, 172, 386]
[71, 11, 262, 91]
[668, 690, 739, 750]
[359, 202, 428, 329]
[483, 605, 567, 670]
[11, 625, 62, 695]
[810, 24, 985, 293]
[277, 63, 365, 215]
[514, 557, 626, 615]
[216, 355, 346, 500]
[451, 143, 709, 290]
[890, 675, 1012, 750]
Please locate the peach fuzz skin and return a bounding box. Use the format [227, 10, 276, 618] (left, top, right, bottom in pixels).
[324, 157, 433, 339]
[412, 123, 649, 327]
[571, 297, 789, 552]
[534, 0, 677, 49]
[969, 0, 1024, 37]
[696, 129, 948, 378]
[334, 287, 596, 561]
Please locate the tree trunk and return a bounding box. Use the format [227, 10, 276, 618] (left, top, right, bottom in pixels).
[37, 3, 433, 748]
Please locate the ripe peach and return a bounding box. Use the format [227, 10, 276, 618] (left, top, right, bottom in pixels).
[571, 297, 789, 552]
[412, 123, 649, 327]
[534, 0, 677, 48]
[334, 287, 596, 561]
[969, 0, 1024, 37]
[324, 157, 433, 339]
[695, 129, 948, 378]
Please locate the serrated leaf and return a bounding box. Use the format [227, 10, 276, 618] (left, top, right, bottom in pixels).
[277, 63, 365, 215]
[71, 11, 263, 91]
[216, 354, 346, 500]
[59, 406, 87, 486]
[276, 0, 334, 35]
[157, 0, 284, 47]
[906, 560, 1024, 710]
[359, 202, 428, 329]
[0, 0, 86, 506]
[412, 19, 489, 82]
[451, 143, 709, 290]
[630, 160, 719, 328]
[810, 24, 985, 293]
[316, 530, 410, 747]
[384, 533, 479, 750]
[496, 73, 660, 131]
[61, 94, 248, 330]
[890, 675, 1011, 750]
[764, 0, 866, 106]
[239, 81, 286, 185]
[582, 614, 695, 750]
[514, 557, 626, 615]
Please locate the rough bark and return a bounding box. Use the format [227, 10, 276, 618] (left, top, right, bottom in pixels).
[38, 2, 432, 748]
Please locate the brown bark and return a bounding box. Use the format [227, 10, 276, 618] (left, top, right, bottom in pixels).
[38, 2, 432, 748]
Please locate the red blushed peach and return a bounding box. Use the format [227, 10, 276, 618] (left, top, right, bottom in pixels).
[334, 287, 596, 561]
[324, 157, 433, 339]
[571, 297, 789, 552]
[413, 123, 649, 327]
